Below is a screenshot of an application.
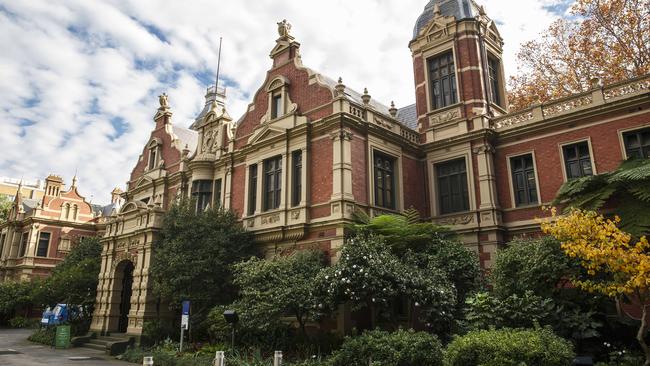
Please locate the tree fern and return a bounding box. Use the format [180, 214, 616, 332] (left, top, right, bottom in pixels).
[552, 158, 650, 236]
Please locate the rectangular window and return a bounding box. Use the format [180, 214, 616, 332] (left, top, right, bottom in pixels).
[271, 94, 282, 119]
[0, 233, 5, 257]
[263, 156, 283, 211]
[214, 179, 222, 208]
[563, 141, 593, 179]
[291, 150, 302, 207]
[191, 180, 213, 212]
[510, 154, 539, 206]
[374, 152, 396, 210]
[36, 232, 50, 257]
[148, 148, 157, 170]
[428, 51, 457, 110]
[436, 158, 469, 214]
[488, 55, 502, 107]
[623, 127, 650, 159]
[19, 232, 28, 257]
[248, 164, 258, 215]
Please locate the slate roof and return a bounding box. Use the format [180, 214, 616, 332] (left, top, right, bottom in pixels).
[396, 104, 418, 130]
[172, 125, 198, 153]
[413, 0, 480, 39]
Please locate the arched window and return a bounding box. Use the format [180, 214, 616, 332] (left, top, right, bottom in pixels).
[64, 203, 71, 220]
[72, 205, 78, 220]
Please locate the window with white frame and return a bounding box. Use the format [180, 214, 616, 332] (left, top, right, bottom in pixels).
[510, 154, 538, 206]
[373, 151, 397, 210]
[36, 232, 50, 257]
[562, 141, 593, 179]
[263, 156, 282, 211]
[623, 127, 650, 159]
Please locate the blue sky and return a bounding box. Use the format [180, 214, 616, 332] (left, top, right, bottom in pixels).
[0, 0, 572, 204]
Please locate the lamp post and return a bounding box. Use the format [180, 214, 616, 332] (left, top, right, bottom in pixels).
[223, 309, 238, 352]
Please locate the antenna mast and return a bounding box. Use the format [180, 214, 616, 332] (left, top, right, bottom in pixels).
[215, 37, 223, 91]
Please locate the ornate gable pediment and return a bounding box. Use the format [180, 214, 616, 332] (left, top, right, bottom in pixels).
[134, 176, 153, 189]
[248, 124, 286, 145]
[422, 15, 456, 42]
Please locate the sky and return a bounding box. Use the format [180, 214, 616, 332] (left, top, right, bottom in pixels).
[0, 0, 573, 205]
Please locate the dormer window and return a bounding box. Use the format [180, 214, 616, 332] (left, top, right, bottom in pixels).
[147, 139, 162, 170]
[428, 51, 457, 110]
[148, 148, 157, 170]
[271, 93, 282, 119]
[266, 76, 291, 121]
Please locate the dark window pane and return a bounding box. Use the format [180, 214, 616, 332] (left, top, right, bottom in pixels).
[271, 94, 282, 119]
[623, 127, 650, 159]
[192, 180, 213, 212]
[291, 150, 302, 207]
[36, 232, 50, 257]
[563, 141, 593, 179]
[428, 51, 457, 110]
[510, 154, 539, 206]
[248, 165, 257, 215]
[436, 158, 469, 214]
[263, 156, 282, 211]
[373, 152, 396, 210]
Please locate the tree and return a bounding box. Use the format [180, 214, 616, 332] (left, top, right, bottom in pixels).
[150, 200, 257, 332]
[541, 208, 650, 365]
[490, 236, 575, 299]
[0, 195, 11, 224]
[31, 237, 102, 319]
[0, 281, 33, 322]
[553, 158, 650, 237]
[508, 0, 650, 111]
[233, 250, 325, 336]
[350, 210, 480, 312]
[314, 234, 456, 334]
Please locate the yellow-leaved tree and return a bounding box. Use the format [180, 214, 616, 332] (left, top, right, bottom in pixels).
[508, 0, 650, 111]
[541, 208, 650, 365]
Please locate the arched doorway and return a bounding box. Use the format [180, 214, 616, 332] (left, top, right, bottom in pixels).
[116, 261, 134, 333]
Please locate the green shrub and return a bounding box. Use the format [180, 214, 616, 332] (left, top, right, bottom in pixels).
[141, 319, 177, 346]
[9, 316, 37, 328]
[463, 291, 556, 331]
[490, 236, 574, 298]
[328, 328, 443, 366]
[28, 327, 56, 346]
[444, 327, 575, 366]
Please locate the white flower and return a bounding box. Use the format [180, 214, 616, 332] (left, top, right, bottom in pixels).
[414, 302, 420, 307]
[325, 275, 329, 280]
[353, 264, 357, 269]
[372, 298, 376, 302]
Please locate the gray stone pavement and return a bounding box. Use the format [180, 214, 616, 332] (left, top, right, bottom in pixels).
[0, 328, 128, 366]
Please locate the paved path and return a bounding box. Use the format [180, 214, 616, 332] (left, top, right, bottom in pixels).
[0, 328, 128, 366]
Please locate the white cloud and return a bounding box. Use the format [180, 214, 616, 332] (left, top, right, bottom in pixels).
[0, 0, 567, 204]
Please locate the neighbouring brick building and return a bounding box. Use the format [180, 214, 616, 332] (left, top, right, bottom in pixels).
[90, 0, 650, 336]
[0, 175, 120, 281]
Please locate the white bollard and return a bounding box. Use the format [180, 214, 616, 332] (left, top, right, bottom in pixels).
[214, 351, 225, 366]
[143, 356, 153, 366]
[273, 351, 283, 366]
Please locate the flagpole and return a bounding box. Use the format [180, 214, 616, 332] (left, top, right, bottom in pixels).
[215, 37, 223, 90]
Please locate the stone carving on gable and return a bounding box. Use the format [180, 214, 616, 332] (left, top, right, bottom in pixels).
[158, 93, 169, 109]
[429, 108, 459, 124]
[202, 128, 220, 153]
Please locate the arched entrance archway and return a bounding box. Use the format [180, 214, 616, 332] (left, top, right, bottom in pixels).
[114, 260, 134, 333]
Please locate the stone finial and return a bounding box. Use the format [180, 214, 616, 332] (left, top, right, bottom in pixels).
[478, 5, 486, 16]
[71, 175, 78, 188]
[335, 77, 346, 97]
[182, 144, 190, 157]
[432, 3, 441, 16]
[389, 101, 398, 117]
[590, 77, 603, 89]
[361, 88, 371, 105]
[277, 19, 292, 39]
[158, 93, 169, 109]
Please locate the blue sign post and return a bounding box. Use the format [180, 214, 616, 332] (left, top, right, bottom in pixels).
[180, 300, 190, 352]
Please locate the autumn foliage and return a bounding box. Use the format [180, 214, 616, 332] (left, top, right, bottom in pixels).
[508, 0, 650, 111]
[541, 208, 650, 364]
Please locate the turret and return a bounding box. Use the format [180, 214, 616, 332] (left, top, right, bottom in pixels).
[409, 0, 507, 140]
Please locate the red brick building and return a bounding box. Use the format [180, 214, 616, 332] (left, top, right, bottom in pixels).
[0, 175, 120, 281]
[91, 1, 650, 336]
